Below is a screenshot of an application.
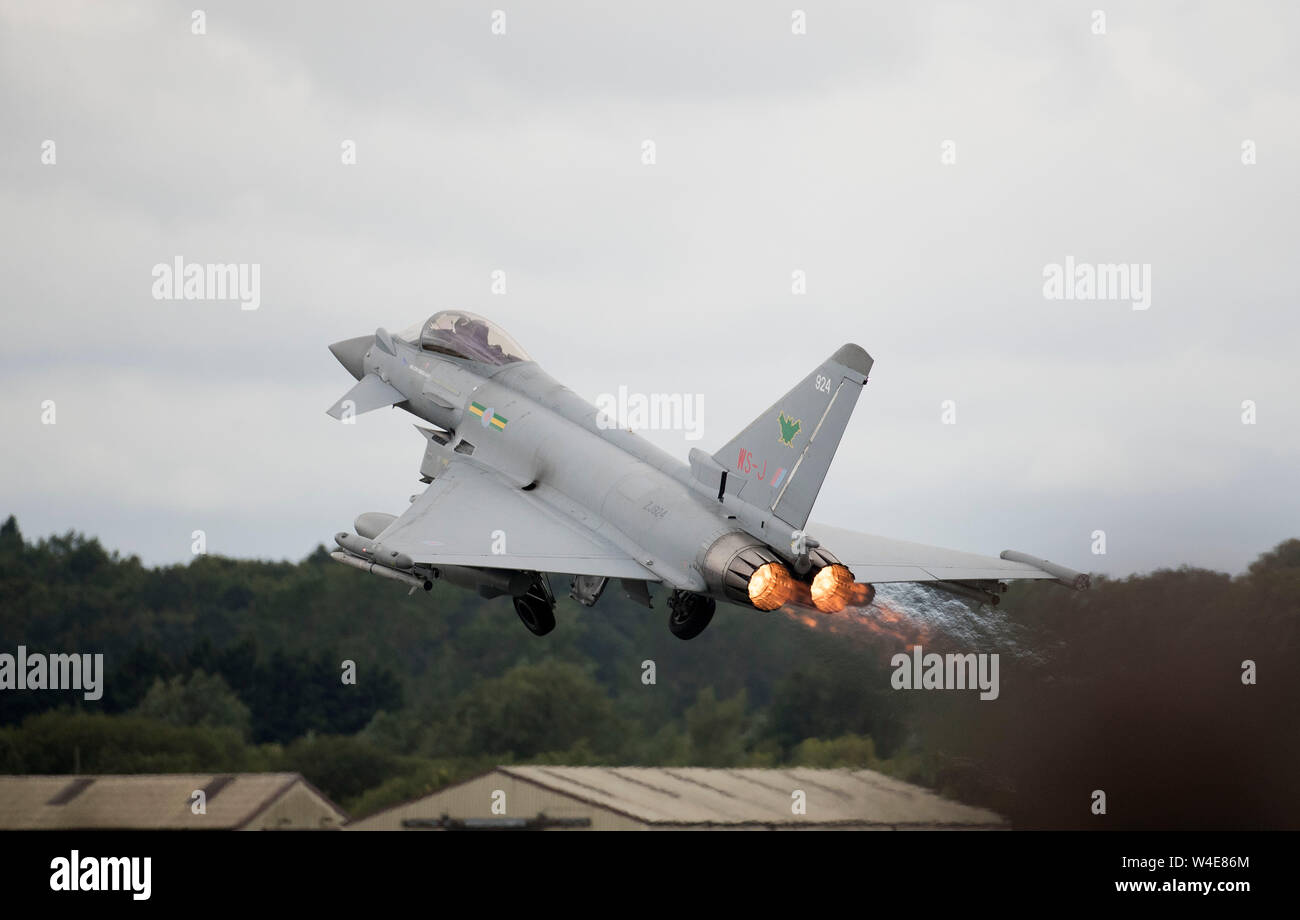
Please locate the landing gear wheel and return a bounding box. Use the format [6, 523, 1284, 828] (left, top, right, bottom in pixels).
[514, 573, 557, 636]
[668, 591, 716, 640]
[513, 595, 556, 636]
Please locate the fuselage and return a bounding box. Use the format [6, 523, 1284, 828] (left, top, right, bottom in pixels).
[352, 334, 761, 600]
[332, 320, 1082, 633]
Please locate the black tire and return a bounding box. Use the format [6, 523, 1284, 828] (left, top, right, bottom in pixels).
[513, 596, 556, 636]
[668, 593, 716, 641]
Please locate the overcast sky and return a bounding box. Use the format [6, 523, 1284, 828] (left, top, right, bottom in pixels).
[2, 1, 1296, 577]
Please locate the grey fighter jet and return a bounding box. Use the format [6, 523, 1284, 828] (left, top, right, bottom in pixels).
[327, 311, 1088, 639]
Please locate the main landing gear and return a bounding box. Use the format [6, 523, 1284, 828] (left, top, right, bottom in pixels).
[668, 590, 716, 641]
[513, 573, 557, 636]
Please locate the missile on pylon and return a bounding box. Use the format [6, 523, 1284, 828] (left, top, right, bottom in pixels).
[330, 551, 431, 591]
[929, 579, 1002, 606]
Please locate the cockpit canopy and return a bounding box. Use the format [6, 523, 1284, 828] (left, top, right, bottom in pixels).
[396, 310, 532, 366]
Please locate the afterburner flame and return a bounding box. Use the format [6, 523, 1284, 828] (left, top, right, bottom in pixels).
[847, 581, 876, 607]
[776, 593, 933, 650]
[748, 562, 795, 610]
[811, 564, 854, 612]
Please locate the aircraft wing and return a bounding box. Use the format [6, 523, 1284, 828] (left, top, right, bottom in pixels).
[372, 462, 655, 580]
[807, 522, 1087, 587]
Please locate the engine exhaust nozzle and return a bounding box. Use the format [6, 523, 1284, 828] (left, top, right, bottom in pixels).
[748, 562, 795, 611]
[810, 564, 877, 612]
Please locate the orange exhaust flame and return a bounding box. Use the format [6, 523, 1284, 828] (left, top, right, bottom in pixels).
[748, 562, 796, 610]
[776, 592, 934, 651]
[810, 564, 852, 611]
[860, 597, 935, 649]
[810, 565, 876, 612]
[755, 565, 934, 652]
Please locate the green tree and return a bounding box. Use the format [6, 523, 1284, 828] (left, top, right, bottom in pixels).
[790, 734, 878, 768]
[4, 711, 260, 775]
[684, 688, 748, 766]
[447, 660, 625, 758]
[280, 735, 400, 804]
[764, 666, 903, 756]
[133, 670, 252, 738]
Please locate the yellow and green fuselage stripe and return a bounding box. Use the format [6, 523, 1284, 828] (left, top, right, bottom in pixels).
[469, 401, 508, 431]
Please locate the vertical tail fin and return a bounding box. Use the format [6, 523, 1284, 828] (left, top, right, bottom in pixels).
[712, 344, 872, 529]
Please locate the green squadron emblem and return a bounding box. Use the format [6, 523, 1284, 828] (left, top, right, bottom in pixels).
[778, 413, 801, 446]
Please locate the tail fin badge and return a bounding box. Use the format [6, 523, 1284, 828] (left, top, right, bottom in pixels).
[777, 413, 801, 446]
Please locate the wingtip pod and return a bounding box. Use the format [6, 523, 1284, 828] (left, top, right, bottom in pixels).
[1000, 550, 1091, 590]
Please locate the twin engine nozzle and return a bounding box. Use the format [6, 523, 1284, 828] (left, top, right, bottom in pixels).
[702, 532, 877, 614]
[747, 561, 876, 613]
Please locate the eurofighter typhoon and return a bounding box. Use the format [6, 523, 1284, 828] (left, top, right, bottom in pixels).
[327, 311, 1088, 639]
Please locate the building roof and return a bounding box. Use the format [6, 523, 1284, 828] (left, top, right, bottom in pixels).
[0, 773, 348, 830]
[350, 765, 1006, 829]
[498, 766, 1005, 827]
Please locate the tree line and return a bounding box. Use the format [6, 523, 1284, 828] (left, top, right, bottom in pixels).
[1, 515, 1296, 826]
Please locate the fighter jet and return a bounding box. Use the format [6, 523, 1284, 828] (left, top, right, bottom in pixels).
[327, 310, 1088, 639]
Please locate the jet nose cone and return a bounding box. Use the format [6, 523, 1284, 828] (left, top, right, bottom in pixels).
[329, 335, 372, 381]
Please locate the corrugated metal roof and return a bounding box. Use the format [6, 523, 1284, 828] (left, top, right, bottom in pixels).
[497, 766, 1006, 827]
[0, 773, 346, 830]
